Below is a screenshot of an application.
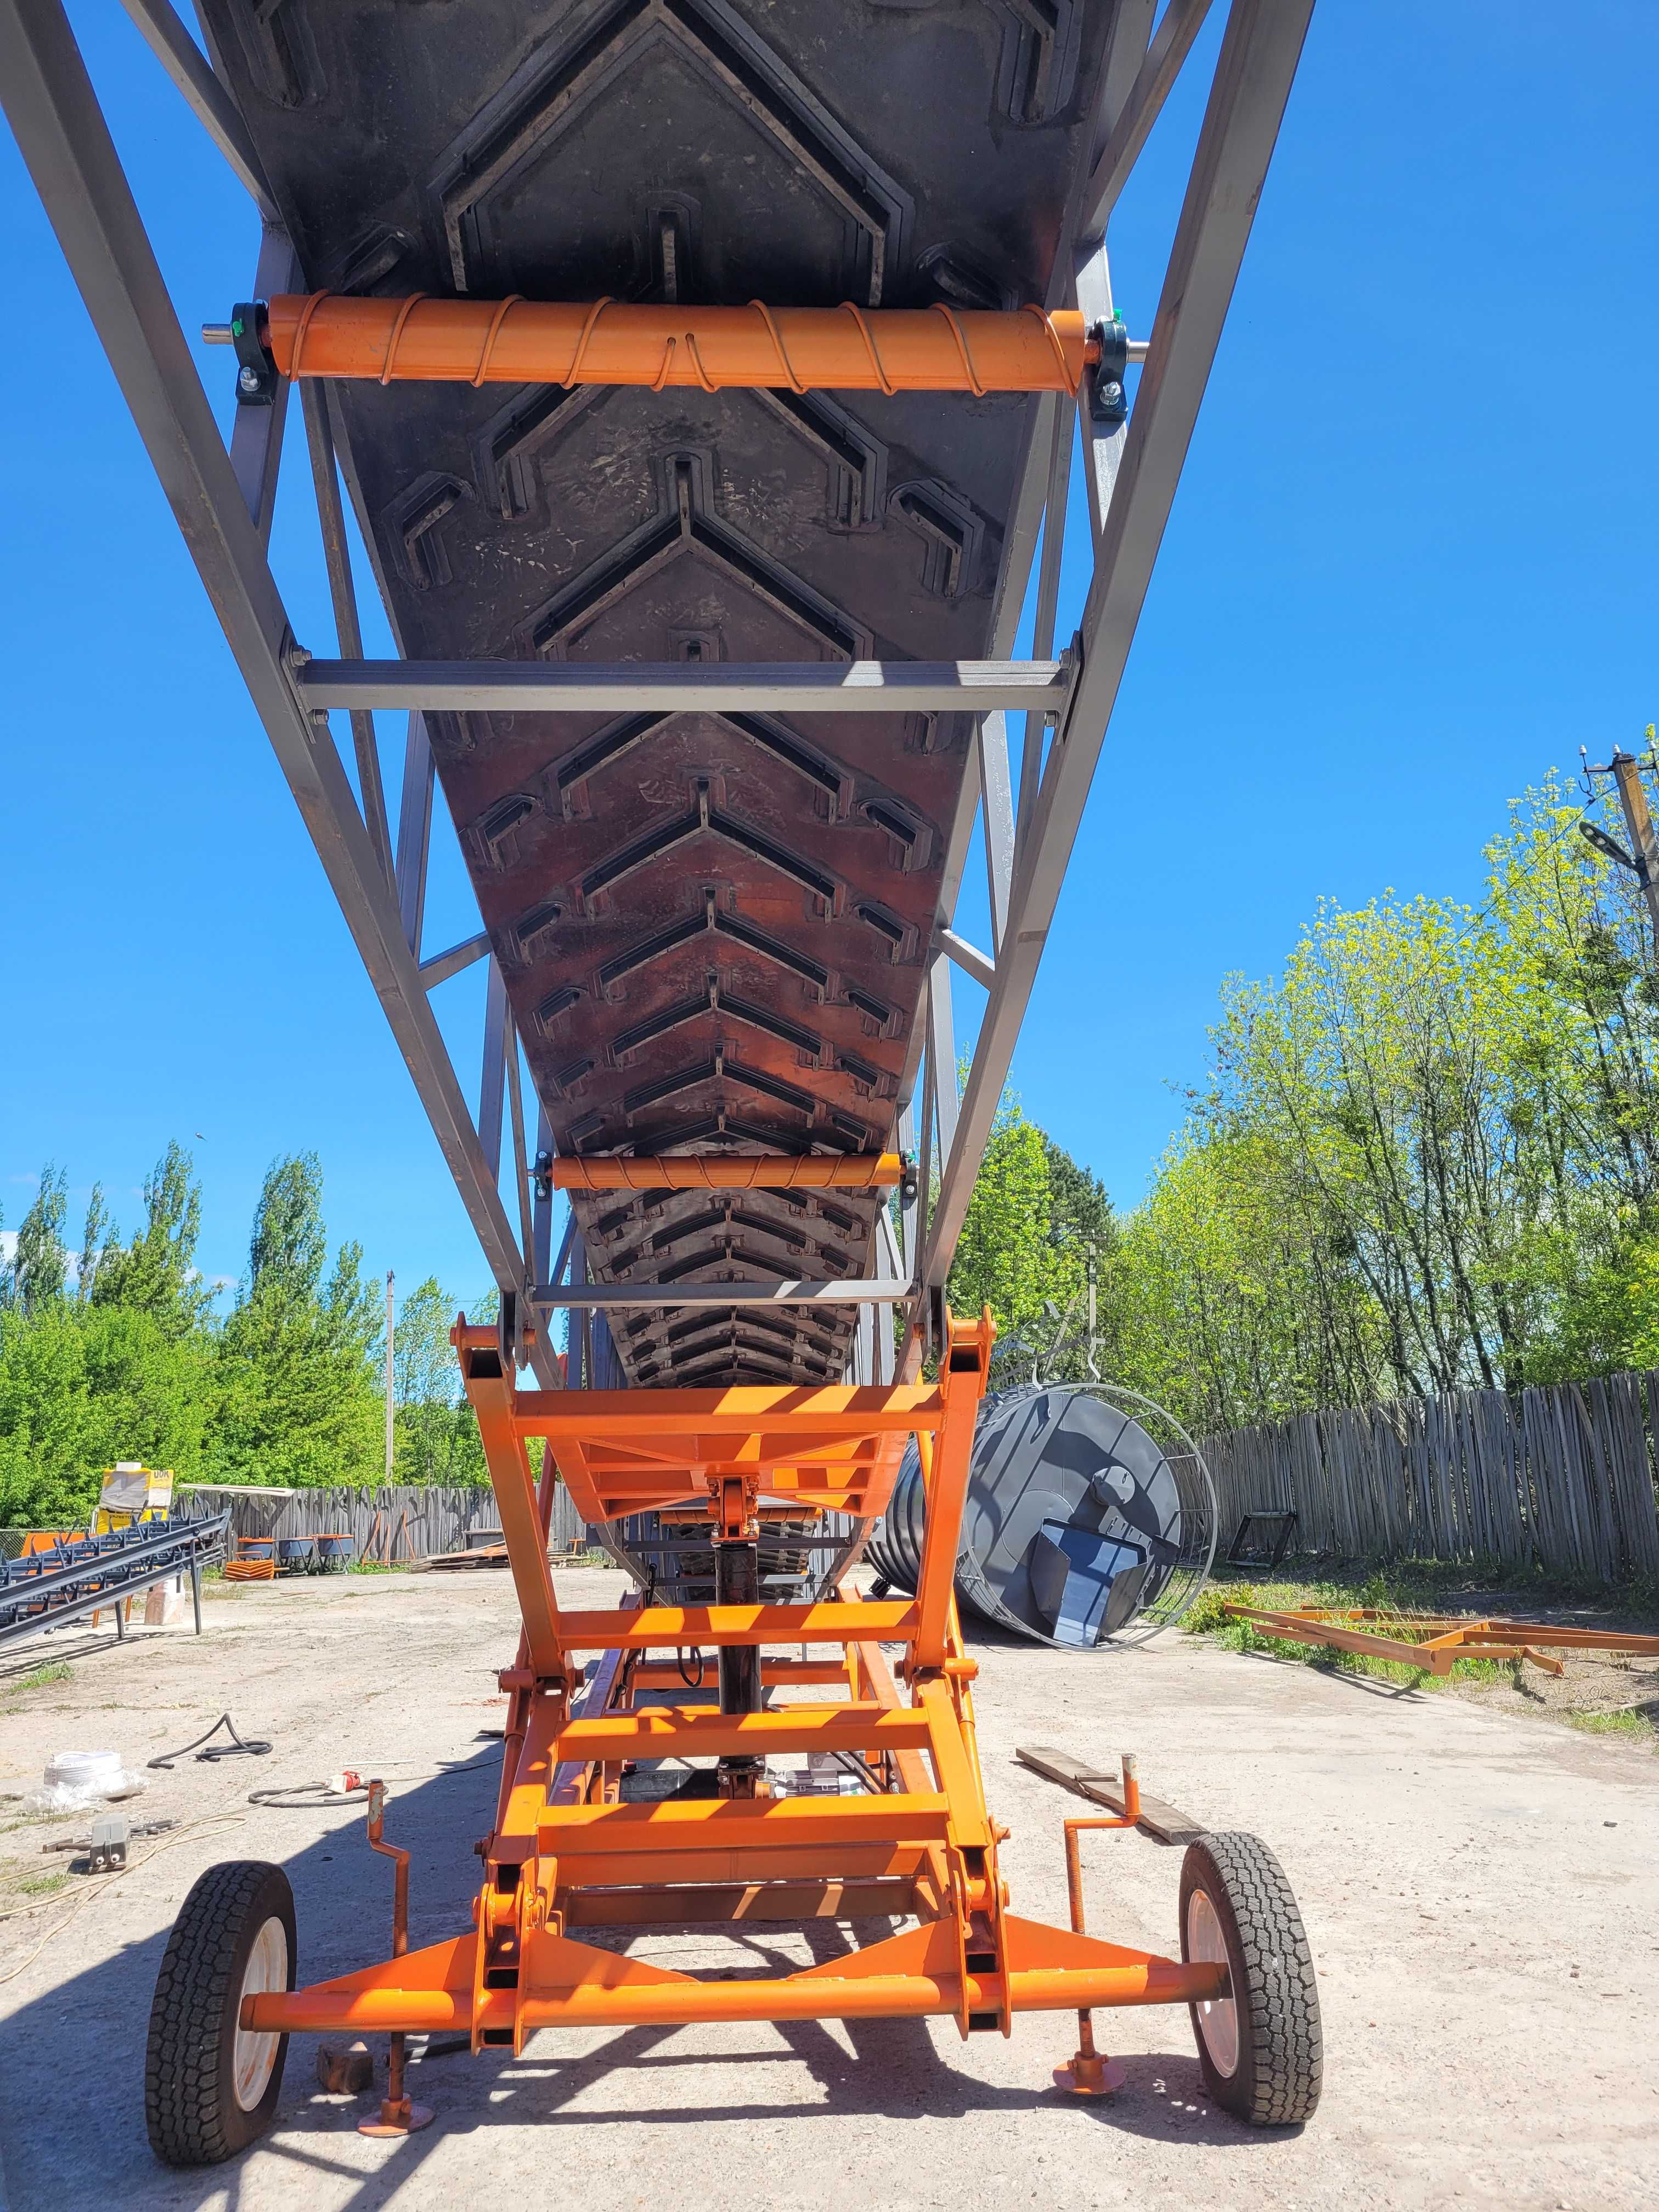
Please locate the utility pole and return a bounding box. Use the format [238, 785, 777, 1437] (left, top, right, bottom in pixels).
[384, 1269, 396, 1481]
[1582, 731, 1659, 956]
[1610, 746, 1659, 953]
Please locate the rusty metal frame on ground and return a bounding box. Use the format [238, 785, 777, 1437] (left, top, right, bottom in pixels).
[1223, 1604, 1659, 1678]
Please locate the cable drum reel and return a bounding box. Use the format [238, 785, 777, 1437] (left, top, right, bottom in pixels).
[867, 1383, 1217, 1649]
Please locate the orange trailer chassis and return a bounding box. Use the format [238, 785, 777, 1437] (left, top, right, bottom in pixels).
[244, 1308, 1224, 2084]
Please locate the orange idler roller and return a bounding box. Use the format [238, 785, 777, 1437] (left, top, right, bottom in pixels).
[262, 294, 1094, 396]
[548, 1153, 904, 1192]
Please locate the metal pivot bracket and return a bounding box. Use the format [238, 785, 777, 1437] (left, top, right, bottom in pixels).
[1087, 314, 1129, 426]
[228, 300, 275, 406]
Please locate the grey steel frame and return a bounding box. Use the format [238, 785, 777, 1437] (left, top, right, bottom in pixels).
[0, 0, 1314, 1400]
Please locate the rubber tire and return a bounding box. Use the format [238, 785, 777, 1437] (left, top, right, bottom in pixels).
[1178, 1831, 1322, 2126]
[145, 1860, 296, 2165]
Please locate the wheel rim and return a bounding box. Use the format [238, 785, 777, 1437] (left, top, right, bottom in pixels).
[1186, 1887, 1239, 2078]
[233, 1915, 289, 2111]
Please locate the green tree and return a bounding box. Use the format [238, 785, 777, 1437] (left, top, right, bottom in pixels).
[1104, 768, 1659, 1432]
[390, 1275, 487, 1484]
[210, 1153, 382, 1487]
[76, 1183, 115, 1304]
[947, 1093, 1082, 1369]
[13, 1165, 69, 1313]
[0, 1301, 208, 1527]
[92, 1141, 209, 1335]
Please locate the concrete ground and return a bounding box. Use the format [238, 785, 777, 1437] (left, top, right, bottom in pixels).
[1, 1565, 1655, 2212]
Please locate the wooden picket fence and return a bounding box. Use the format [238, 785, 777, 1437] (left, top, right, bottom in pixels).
[183, 1482, 591, 1561]
[1200, 1372, 1659, 1582]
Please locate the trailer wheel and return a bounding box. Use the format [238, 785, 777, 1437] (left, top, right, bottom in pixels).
[1178, 1832, 1322, 2126]
[145, 1860, 296, 2165]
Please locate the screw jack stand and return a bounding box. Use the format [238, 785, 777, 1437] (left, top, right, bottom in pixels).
[357, 1781, 436, 2137]
[1052, 1756, 1142, 2096]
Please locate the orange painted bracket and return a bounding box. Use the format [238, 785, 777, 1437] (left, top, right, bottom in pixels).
[261, 295, 1095, 395]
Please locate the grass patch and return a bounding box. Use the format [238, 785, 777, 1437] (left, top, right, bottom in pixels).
[1568, 1707, 1655, 1740]
[13, 1871, 70, 1899]
[8, 1662, 72, 1692]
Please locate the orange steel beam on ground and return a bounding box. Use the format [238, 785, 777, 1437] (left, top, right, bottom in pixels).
[554, 1599, 919, 1650]
[262, 295, 1096, 395]
[1279, 1608, 1659, 1658]
[1226, 1605, 1659, 1673]
[547, 1153, 904, 1192]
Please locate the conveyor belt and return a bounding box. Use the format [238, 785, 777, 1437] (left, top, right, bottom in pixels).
[196, 0, 1114, 1390]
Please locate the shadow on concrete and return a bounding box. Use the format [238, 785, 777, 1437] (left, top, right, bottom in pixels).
[0, 1625, 131, 1681]
[1228, 1644, 1434, 1701]
[4, 1718, 1275, 2210]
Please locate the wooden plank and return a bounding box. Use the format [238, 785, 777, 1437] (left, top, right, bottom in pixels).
[1014, 1746, 1206, 1847]
[1618, 1375, 1659, 1577]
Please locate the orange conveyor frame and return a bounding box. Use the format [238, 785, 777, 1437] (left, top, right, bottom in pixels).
[242, 1306, 1223, 2081]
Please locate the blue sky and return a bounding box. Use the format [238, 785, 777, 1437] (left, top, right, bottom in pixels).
[1, 3, 1655, 1304]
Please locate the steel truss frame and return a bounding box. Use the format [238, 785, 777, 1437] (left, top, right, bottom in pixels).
[1, 0, 1313, 2107]
[1, 0, 1314, 1403]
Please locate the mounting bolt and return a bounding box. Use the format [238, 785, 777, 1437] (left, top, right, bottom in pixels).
[237, 363, 264, 397]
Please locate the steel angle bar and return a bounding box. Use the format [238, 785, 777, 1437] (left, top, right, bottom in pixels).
[978, 712, 1016, 949]
[478, 957, 509, 1182]
[503, 1014, 537, 1276]
[531, 1110, 559, 1295]
[394, 712, 435, 956]
[0, 0, 543, 1365]
[926, 958, 960, 1171]
[938, 928, 996, 992]
[1075, 235, 1130, 541]
[928, 391, 1057, 989]
[1081, 0, 1218, 235]
[531, 1280, 912, 1309]
[115, 0, 276, 219]
[924, 0, 1156, 1111]
[294, 658, 1070, 717]
[924, 0, 1316, 1295]
[300, 380, 393, 883]
[1018, 398, 1075, 842]
[230, 224, 298, 543]
[418, 931, 491, 991]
